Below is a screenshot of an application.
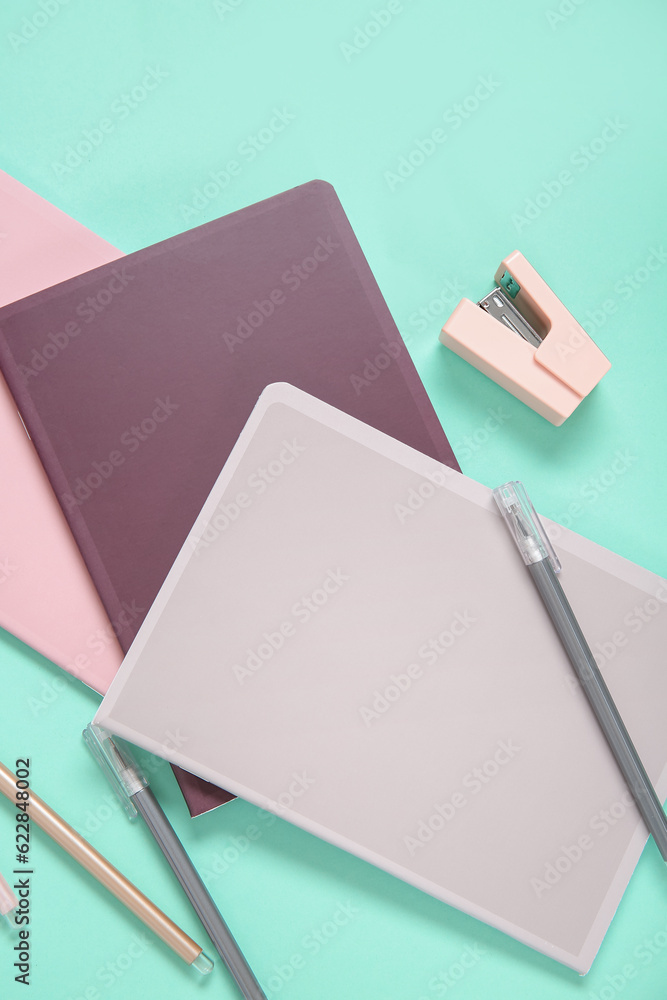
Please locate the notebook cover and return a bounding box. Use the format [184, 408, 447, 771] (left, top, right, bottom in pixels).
[0, 172, 221, 812]
[95, 383, 667, 973]
[0, 170, 123, 694]
[0, 180, 459, 815]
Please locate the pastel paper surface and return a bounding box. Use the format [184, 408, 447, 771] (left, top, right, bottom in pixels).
[96, 383, 667, 974]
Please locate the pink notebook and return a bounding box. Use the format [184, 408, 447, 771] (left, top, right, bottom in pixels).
[0, 171, 123, 693]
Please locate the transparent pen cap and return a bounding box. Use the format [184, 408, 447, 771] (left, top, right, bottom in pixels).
[192, 951, 214, 975]
[0, 873, 18, 929]
[83, 723, 148, 820]
[492, 481, 561, 572]
[2, 911, 19, 933]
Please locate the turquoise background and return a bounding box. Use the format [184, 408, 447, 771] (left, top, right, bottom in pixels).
[1, 1, 666, 997]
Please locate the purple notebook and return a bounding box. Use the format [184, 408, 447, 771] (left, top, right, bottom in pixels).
[0, 180, 458, 815]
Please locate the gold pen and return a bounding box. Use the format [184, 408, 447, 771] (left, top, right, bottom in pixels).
[0, 761, 213, 973]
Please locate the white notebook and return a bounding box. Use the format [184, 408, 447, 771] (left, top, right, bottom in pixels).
[96, 382, 667, 973]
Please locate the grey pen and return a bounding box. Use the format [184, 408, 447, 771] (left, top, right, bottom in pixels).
[493, 481, 667, 862]
[83, 724, 268, 999]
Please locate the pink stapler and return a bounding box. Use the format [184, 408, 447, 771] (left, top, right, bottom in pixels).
[440, 251, 611, 425]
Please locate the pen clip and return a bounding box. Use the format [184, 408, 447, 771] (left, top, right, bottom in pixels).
[83, 724, 146, 821]
[492, 481, 561, 573]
